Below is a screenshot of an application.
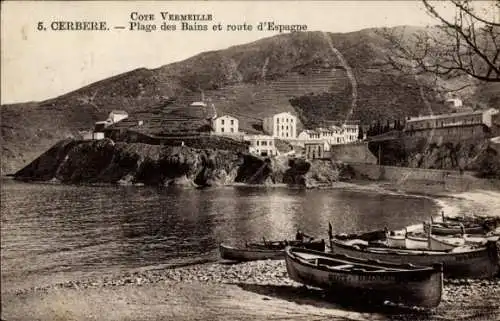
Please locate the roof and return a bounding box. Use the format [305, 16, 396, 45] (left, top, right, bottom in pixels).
[299, 129, 319, 135]
[407, 109, 498, 122]
[215, 114, 238, 120]
[190, 101, 207, 107]
[304, 140, 328, 145]
[244, 134, 274, 140]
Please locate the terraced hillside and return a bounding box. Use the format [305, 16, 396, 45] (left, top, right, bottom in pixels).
[1, 28, 494, 174]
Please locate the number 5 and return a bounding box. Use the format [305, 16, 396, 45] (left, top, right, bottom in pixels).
[37, 22, 44, 31]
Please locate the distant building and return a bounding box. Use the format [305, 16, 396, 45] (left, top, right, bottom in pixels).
[81, 130, 94, 140]
[263, 112, 297, 139]
[304, 141, 329, 159]
[190, 101, 207, 108]
[445, 98, 463, 109]
[92, 132, 105, 140]
[108, 110, 129, 124]
[94, 121, 109, 132]
[244, 134, 278, 157]
[342, 124, 359, 143]
[296, 123, 359, 146]
[404, 108, 500, 143]
[212, 115, 239, 134]
[297, 129, 320, 140]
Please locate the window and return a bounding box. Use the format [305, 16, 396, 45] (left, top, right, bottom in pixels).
[256, 141, 259, 146]
[262, 141, 267, 146]
[277, 118, 279, 123]
[221, 119, 225, 125]
[231, 119, 234, 125]
[230, 128, 234, 133]
[221, 128, 224, 132]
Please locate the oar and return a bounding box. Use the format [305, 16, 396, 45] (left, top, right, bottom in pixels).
[460, 223, 465, 239]
[328, 222, 333, 253]
[427, 221, 432, 250]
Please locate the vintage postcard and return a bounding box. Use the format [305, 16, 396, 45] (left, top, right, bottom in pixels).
[1, 1, 500, 320]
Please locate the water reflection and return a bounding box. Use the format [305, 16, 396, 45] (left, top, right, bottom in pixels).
[1, 180, 438, 291]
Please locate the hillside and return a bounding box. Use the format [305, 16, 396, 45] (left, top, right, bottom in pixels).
[1, 27, 493, 174]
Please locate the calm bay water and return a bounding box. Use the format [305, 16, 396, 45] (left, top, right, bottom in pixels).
[1, 179, 438, 292]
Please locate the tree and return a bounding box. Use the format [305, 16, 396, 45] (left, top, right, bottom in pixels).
[382, 0, 500, 89]
[358, 125, 364, 140]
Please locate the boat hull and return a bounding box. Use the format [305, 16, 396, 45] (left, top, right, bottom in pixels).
[220, 243, 284, 261]
[386, 235, 406, 248]
[424, 223, 485, 236]
[329, 239, 499, 279]
[219, 239, 325, 261]
[285, 247, 443, 309]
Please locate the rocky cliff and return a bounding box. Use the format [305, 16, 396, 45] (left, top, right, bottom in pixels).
[14, 139, 350, 188]
[368, 137, 500, 178]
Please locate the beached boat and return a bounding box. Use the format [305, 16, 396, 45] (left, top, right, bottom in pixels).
[219, 239, 325, 261]
[442, 214, 500, 227]
[328, 234, 499, 278]
[285, 247, 443, 308]
[429, 233, 499, 250]
[423, 221, 486, 235]
[385, 228, 407, 248]
[384, 226, 496, 251]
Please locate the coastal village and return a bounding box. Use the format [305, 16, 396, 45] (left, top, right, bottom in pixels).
[3, 1, 500, 318]
[80, 96, 500, 163]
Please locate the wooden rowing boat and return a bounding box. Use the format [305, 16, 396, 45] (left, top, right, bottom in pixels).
[285, 247, 443, 308]
[443, 214, 500, 227]
[423, 221, 486, 236]
[219, 239, 325, 261]
[329, 235, 499, 279]
[429, 234, 499, 250]
[383, 226, 496, 251]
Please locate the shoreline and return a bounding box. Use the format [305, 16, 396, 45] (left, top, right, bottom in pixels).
[3, 259, 500, 321]
[2, 179, 500, 321]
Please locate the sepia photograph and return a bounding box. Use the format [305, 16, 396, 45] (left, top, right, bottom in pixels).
[1, 1, 500, 320]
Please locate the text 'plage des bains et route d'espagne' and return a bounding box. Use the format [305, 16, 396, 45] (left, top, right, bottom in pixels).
[37, 11, 308, 33]
[130, 11, 308, 33]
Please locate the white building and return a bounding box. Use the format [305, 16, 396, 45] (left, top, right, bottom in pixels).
[108, 110, 129, 124]
[263, 112, 297, 139]
[342, 124, 359, 144]
[211, 115, 239, 134]
[445, 98, 463, 109]
[93, 132, 105, 140]
[296, 124, 359, 146]
[244, 134, 278, 157]
[190, 101, 207, 108]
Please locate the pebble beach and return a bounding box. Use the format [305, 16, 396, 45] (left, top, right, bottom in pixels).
[2, 185, 500, 321]
[3, 259, 500, 321]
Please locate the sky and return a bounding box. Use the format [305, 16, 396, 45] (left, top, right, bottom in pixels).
[1, 1, 496, 104]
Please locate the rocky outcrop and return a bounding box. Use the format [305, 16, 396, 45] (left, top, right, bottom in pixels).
[14, 139, 350, 187]
[369, 137, 500, 178]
